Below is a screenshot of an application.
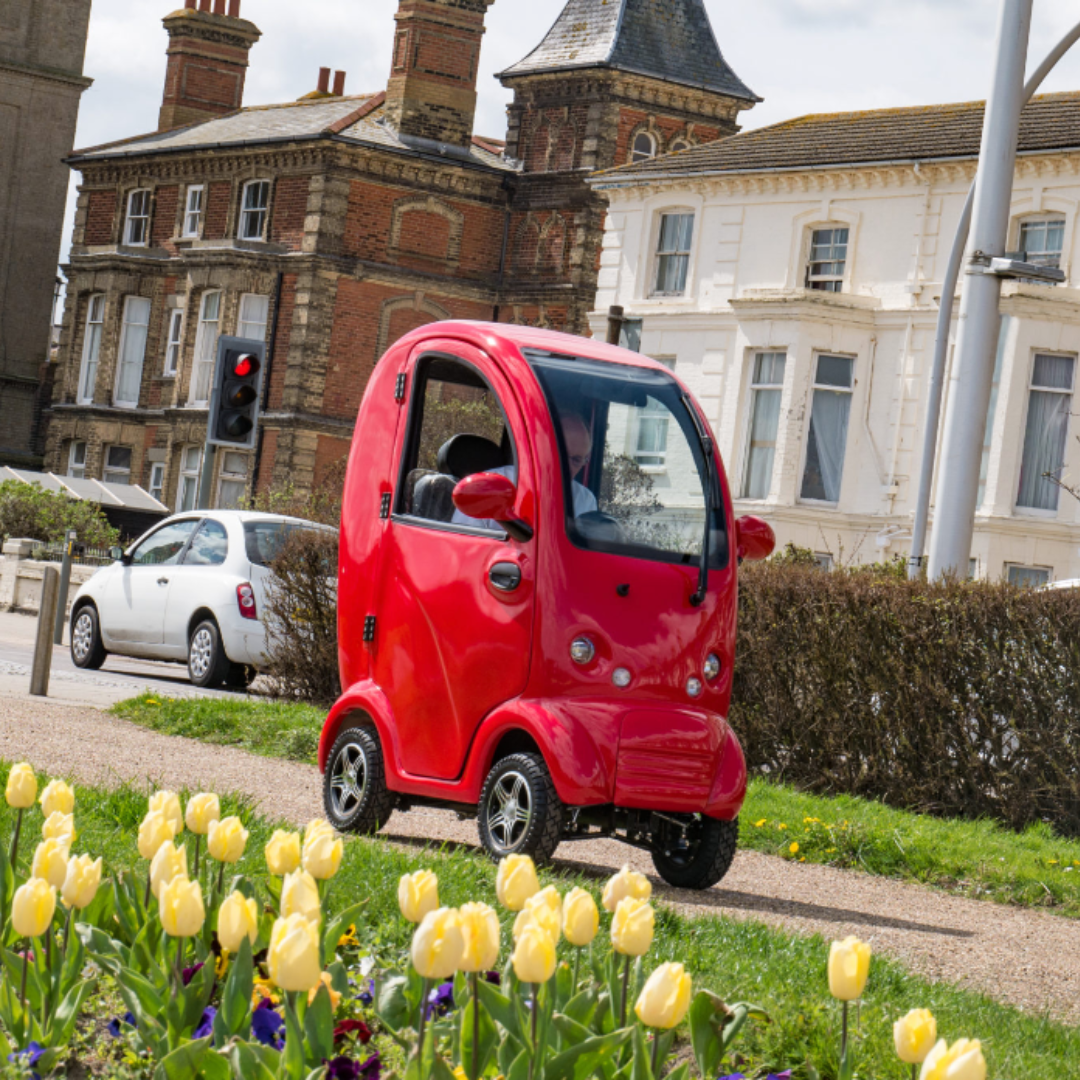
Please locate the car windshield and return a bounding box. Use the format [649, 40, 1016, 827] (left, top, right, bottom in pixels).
[527, 350, 728, 568]
[243, 520, 330, 566]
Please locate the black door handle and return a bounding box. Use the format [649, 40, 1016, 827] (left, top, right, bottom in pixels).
[489, 562, 522, 592]
[157, 577, 169, 585]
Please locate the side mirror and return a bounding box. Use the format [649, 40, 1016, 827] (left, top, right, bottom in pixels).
[109, 546, 125, 563]
[451, 473, 534, 543]
[735, 515, 776, 563]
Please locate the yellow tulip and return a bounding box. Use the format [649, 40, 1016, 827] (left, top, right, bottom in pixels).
[218, 890, 259, 953]
[149, 791, 183, 835]
[562, 887, 599, 947]
[601, 864, 652, 913]
[6, 763, 37, 809]
[635, 962, 692, 1029]
[513, 888, 561, 944]
[828, 936, 871, 1001]
[265, 830, 301, 876]
[12, 878, 55, 938]
[398, 869, 440, 923]
[304, 818, 334, 844]
[308, 970, 342, 1010]
[895, 1009, 938, 1065]
[458, 901, 500, 973]
[150, 841, 188, 899]
[302, 829, 343, 880]
[185, 793, 221, 836]
[32, 838, 70, 889]
[208, 816, 249, 863]
[42, 811, 75, 847]
[61, 854, 102, 910]
[159, 875, 205, 938]
[611, 897, 654, 957]
[39, 779, 74, 817]
[495, 853, 539, 912]
[268, 913, 322, 992]
[138, 810, 177, 861]
[411, 907, 465, 980]
[281, 869, 321, 924]
[919, 1039, 986, 1080]
[511, 922, 556, 984]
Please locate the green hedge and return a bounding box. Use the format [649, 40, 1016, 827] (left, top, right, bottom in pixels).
[0, 480, 119, 548]
[732, 561, 1080, 835]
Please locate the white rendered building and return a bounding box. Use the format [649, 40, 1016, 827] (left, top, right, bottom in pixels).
[589, 92, 1080, 584]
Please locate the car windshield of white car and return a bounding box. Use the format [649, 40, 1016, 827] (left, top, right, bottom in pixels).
[130, 519, 199, 566]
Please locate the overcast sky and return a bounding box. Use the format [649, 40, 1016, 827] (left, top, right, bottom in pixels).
[57, 1, 1080, 269]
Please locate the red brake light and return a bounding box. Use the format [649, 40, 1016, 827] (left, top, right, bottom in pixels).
[237, 582, 257, 620]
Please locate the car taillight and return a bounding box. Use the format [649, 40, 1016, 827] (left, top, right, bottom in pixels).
[237, 583, 257, 621]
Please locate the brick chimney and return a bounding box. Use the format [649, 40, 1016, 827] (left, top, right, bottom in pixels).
[384, 0, 495, 148]
[159, 0, 262, 131]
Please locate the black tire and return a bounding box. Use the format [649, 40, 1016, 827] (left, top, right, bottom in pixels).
[477, 752, 563, 865]
[323, 726, 396, 835]
[187, 619, 231, 689]
[225, 663, 255, 690]
[651, 816, 738, 890]
[70, 604, 107, 670]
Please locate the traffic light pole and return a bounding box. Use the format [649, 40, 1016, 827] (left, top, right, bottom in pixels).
[196, 441, 217, 511]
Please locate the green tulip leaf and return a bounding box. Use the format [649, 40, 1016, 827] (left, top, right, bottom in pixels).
[45, 978, 93, 1046]
[200, 1049, 233, 1080]
[283, 995, 306, 1080]
[152, 1035, 211, 1080]
[304, 983, 335, 1065]
[544, 1027, 633, 1080]
[219, 936, 254, 1039]
[562, 988, 598, 1030]
[662, 1064, 690, 1080]
[459, 992, 499, 1080]
[377, 974, 410, 1033]
[228, 1040, 278, 1080]
[630, 1025, 655, 1080]
[497, 1030, 523, 1075]
[505, 1046, 532, 1080]
[321, 899, 367, 969]
[477, 977, 521, 1039]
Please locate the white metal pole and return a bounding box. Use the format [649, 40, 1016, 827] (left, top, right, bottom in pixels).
[927, 0, 1033, 580]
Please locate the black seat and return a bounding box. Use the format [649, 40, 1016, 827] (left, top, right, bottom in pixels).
[437, 434, 507, 479]
[407, 469, 457, 522]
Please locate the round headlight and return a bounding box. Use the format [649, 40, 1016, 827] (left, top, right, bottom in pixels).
[612, 667, 632, 688]
[570, 636, 596, 665]
[704, 654, 721, 681]
[686, 677, 703, 698]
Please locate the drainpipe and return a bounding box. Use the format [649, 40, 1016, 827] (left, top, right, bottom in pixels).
[250, 270, 284, 498]
[492, 176, 514, 323]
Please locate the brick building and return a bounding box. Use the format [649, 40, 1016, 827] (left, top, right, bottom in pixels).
[43, 0, 758, 508]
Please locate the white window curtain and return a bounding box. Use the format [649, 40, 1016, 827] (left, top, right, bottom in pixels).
[78, 295, 105, 404]
[800, 355, 854, 503]
[742, 352, 786, 499]
[190, 291, 222, 405]
[114, 297, 151, 408]
[237, 293, 270, 340]
[1017, 354, 1075, 511]
[654, 213, 694, 295]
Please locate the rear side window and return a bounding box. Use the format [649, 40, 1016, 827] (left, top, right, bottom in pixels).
[184, 519, 228, 566]
[244, 521, 325, 566]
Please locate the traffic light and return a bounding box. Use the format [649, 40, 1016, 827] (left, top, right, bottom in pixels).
[208, 335, 267, 449]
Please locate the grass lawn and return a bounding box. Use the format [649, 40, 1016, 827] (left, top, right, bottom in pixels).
[111, 692, 1080, 917]
[1, 762, 1076, 1080]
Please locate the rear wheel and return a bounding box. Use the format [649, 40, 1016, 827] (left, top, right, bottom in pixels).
[651, 816, 738, 890]
[477, 752, 563, 865]
[70, 605, 107, 670]
[323, 726, 396, 835]
[225, 663, 255, 690]
[187, 619, 231, 689]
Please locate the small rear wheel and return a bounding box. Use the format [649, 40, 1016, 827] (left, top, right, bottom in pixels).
[323, 726, 396, 835]
[477, 752, 563, 865]
[651, 816, 738, 890]
[70, 605, 107, 670]
[188, 619, 231, 689]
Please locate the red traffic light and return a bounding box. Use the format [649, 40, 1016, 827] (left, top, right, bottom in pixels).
[233, 353, 259, 378]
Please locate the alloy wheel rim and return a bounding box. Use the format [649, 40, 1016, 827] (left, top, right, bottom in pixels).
[330, 741, 369, 819]
[485, 770, 532, 853]
[189, 628, 213, 679]
[72, 613, 93, 661]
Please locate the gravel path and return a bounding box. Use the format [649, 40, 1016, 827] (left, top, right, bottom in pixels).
[2, 696, 1077, 1023]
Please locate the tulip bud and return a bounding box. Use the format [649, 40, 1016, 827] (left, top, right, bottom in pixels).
[61, 854, 102, 910]
[562, 887, 599, 947]
[150, 841, 188, 900]
[308, 970, 342, 1010]
[398, 870, 440, 924]
[302, 829, 343, 881]
[6, 763, 37, 809]
[411, 907, 465, 980]
[265, 830, 301, 876]
[39, 779, 74, 817]
[149, 791, 183, 835]
[281, 869, 321, 924]
[138, 810, 177, 861]
[828, 936, 871, 1002]
[895, 1009, 938, 1066]
[218, 890, 259, 953]
[611, 897, 654, 957]
[511, 922, 556, 984]
[919, 1039, 986, 1080]
[185, 793, 221, 836]
[602, 865, 652, 913]
[635, 962, 692, 1030]
[495, 853, 539, 912]
[207, 816, 248, 864]
[32, 838, 70, 889]
[458, 901, 500, 973]
[159, 875, 205, 938]
[512, 887, 561, 944]
[42, 811, 75, 847]
[269, 913, 322, 993]
[12, 878, 55, 938]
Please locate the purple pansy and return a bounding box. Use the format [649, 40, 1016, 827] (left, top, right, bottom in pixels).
[717, 1074, 746, 1080]
[325, 1057, 360, 1080]
[7, 1042, 45, 1080]
[425, 981, 455, 1018]
[107, 1013, 137, 1038]
[182, 962, 204, 986]
[359, 1052, 381, 1079]
[484, 971, 502, 986]
[356, 977, 375, 1006]
[252, 999, 286, 1049]
[194, 1006, 216, 1040]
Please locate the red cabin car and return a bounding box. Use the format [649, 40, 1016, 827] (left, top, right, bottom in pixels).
[320, 322, 774, 889]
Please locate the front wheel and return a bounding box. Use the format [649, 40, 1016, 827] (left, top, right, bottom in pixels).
[323, 726, 396, 835]
[651, 816, 738, 890]
[477, 752, 563, 865]
[70, 605, 107, 670]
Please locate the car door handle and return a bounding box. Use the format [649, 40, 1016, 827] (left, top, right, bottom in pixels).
[157, 577, 169, 585]
[488, 562, 522, 592]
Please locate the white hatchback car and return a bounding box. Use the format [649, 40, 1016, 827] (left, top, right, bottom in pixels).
[69, 510, 332, 688]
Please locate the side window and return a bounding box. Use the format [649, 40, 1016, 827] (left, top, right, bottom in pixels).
[806, 226, 849, 292]
[130, 519, 199, 567]
[652, 212, 694, 296]
[396, 355, 513, 527]
[184, 519, 229, 566]
[800, 354, 855, 504]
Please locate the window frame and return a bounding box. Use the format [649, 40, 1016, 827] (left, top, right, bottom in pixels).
[805, 225, 850, 293]
[102, 445, 132, 486]
[177, 445, 203, 513]
[1006, 563, 1052, 588]
[148, 461, 165, 503]
[1016, 215, 1065, 270]
[651, 210, 696, 298]
[164, 308, 184, 377]
[113, 295, 152, 409]
[630, 131, 657, 164]
[740, 350, 788, 500]
[631, 356, 676, 471]
[798, 352, 856, 506]
[123, 188, 152, 247]
[216, 450, 249, 510]
[182, 184, 205, 239]
[239, 179, 271, 241]
[1014, 351, 1076, 516]
[189, 290, 222, 406]
[237, 293, 270, 341]
[67, 440, 87, 480]
[77, 293, 105, 405]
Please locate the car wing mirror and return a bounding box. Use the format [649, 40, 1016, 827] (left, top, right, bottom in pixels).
[109, 545, 128, 564]
[735, 515, 776, 563]
[452, 473, 534, 543]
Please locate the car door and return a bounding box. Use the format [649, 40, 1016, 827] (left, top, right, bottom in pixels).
[373, 343, 536, 781]
[162, 517, 230, 655]
[104, 518, 200, 646]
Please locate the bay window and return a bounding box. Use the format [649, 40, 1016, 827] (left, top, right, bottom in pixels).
[800, 354, 854, 504]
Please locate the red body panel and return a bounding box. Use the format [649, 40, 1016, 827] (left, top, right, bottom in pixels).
[323, 322, 748, 821]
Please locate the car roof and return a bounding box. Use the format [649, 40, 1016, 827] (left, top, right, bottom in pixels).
[162, 510, 336, 529]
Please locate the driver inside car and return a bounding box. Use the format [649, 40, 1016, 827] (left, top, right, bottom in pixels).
[451, 410, 598, 530]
